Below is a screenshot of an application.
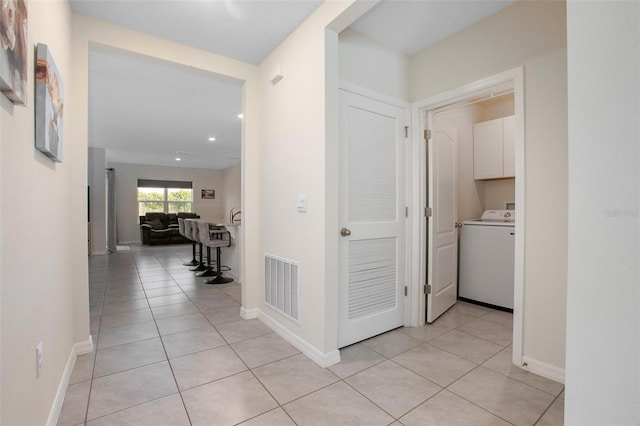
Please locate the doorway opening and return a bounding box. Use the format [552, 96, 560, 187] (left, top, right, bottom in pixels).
[410, 67, 525, 366]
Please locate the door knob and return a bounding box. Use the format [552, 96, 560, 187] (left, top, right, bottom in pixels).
[340, 228, 351, 237]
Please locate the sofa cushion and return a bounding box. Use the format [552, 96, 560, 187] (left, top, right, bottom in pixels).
[149, 218, 165, 230]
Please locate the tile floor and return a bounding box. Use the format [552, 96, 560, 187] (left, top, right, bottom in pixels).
[59, 244, 564, 426]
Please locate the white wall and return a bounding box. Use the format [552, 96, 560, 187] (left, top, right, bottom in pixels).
[88, 147, 106, 254]
[409, 0, 568, 371]
[0, 1, 90, 424]
[108, 162, 225, 243]
[338, 28, 409, 101]
[222, 163, 241, 221]
[257, 1, 369, 360]
[565, 1, 639, 424]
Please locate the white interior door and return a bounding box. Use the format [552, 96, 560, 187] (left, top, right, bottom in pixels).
[338, 90, 407, 348]
[426, 112, 458, 323]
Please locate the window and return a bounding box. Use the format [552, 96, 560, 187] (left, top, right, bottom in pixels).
[137, 179, 193, 215]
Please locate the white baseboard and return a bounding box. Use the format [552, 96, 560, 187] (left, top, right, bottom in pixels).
[117, 240, 138, 245]
[47, 336, 94, 426]
[240, 307, 260, 319]
[91, 250, 107, 256]
[522, 356, 565, 384]
[256, 309, 341, 368]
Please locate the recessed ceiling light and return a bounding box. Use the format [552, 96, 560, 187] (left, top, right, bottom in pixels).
[237, 113, 244, 119]
[208, 137, 216, 142]
[175, 157, 181, 161]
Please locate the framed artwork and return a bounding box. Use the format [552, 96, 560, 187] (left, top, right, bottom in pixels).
[0, 0, 27, 105]
[35, 43, 64, 162]
[201, 189, 215, 199]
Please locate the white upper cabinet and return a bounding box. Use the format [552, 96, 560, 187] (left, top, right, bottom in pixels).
[473, 115, 515, 180]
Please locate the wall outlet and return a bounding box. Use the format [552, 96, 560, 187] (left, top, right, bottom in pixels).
[36, 342, 43, 378]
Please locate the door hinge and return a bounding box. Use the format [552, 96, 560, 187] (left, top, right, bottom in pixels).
[404, 286, 408, 296]
[424, 129, 432, 140]
[425, 207, 432, 218]
[404, 126, 409, 138]
[424, 284, 431, 295]
[405, 206, 409, 217]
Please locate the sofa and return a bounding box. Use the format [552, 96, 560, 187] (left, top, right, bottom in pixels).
[139, 212, 200, 245]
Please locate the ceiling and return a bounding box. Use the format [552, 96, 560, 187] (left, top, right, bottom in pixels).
[73, 0, 515, 170]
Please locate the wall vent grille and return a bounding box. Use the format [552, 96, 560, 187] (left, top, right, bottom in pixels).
[264, 254, 300, 322]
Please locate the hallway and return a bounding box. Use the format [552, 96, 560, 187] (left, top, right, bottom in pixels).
[58, 245, 564, 425]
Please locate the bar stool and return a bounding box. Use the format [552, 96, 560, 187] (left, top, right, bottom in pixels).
[193, 220, 216, 278]
[187, 220, 207, 272]
[179, 218, 198, 267]
[198, 222, 233, 285]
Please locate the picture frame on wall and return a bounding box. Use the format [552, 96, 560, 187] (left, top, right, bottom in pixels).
[35, 43, 64, 163]
[201, 189, 215, 199]
[0, 0, 28, 105]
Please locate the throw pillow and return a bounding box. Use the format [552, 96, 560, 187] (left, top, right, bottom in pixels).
[150, 219, 164, 230]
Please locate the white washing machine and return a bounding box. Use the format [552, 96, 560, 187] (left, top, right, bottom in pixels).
[458, 210, 515, 310]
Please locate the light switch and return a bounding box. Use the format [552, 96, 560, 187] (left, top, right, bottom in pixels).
[297, 194, 307, 212]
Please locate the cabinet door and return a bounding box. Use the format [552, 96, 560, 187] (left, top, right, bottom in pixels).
[502, 115, 515, 178]
[473, 118, 503, 179]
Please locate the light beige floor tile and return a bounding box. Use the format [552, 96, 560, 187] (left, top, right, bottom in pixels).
[346, 360, 441, 418]
[392, 343, 476, 387]
[203, 305, 243, 325]
[102, 298, 149, 315]
[69, 352, 95, 385]
[87, 362, 177, 420]
[253, 353, 339, 404]
[182, 371, 278, 425]
[140, 274, 173, 283]
[481, 309, 514, 327]
[452, 301, 493, 317]
[97, 321, 159, 350]
[430, 330, 503, 364]
[399, 322, 452, 342]
[536, 398, 564, 426]
[238, 407, 295, 426]
[94, 338, 166, 378]
[328, 343, 386, 379]
[100, 308, 154, 330]
[448, 366, 555, 426]
[399, 390, 511, 426]
[147, 293, 191, 307]
[104, 285, 144, 296]
[482, 347, 564, 396]
[231, 333, 300, 368]
[194, 295, 240, 311]
[141, 280, 178, 289]
[161, 327, 227, 359]
[151, 302, 200, 319]
[57, 380, 90, 426]
[361, 329, 422, 358]
[144, 286, 184, 298]
[459, 318, 513, 346]
[104, 290, 146, 303]
[283, 381, 394, 426]
[155, 312, 212, 336]
[170, 345, 247, 390]
[433, 308, 478, 329]
[86, 394, 189, 426]
[215, 319, 274, 344]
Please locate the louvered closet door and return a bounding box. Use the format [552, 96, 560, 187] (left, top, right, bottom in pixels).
[338, 90, 407, 348]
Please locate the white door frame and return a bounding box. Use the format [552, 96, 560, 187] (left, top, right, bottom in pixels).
[408, 66, 526, 366]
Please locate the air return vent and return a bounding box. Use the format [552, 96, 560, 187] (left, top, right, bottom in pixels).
[264, 254, 300, 322]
